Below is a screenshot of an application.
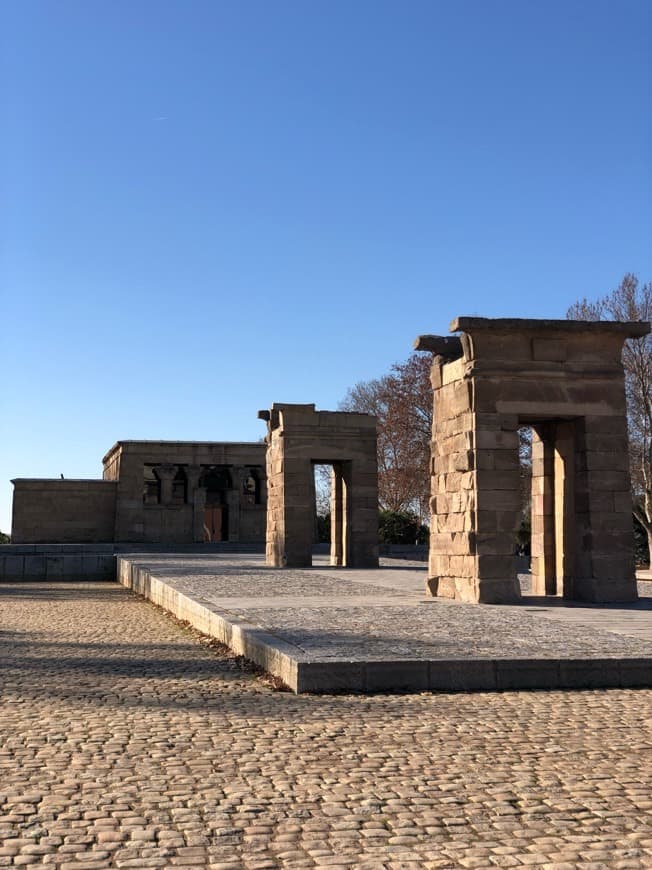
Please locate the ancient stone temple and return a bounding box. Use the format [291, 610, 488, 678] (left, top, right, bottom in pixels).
[259, 404, 378, 568]
[416, 317, 650, 604]
[11, 440, 266, 545]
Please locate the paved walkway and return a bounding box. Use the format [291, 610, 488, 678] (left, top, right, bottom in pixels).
[117, 555, 652, 693]
[0, 580, 651, 868]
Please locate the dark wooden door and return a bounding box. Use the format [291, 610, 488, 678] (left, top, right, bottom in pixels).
[204, 505, 226, 542]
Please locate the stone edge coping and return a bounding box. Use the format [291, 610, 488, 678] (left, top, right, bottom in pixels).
[101, 440, 267, 465]
[0, 543, 265, 557]
[0, 550, 116, 581]
[1, 544, 116, 554]
[117, 557, 299, 691]
[116, 557, 652, 695]
[10, 479, 117, 484]
[450, 317, 651, 337]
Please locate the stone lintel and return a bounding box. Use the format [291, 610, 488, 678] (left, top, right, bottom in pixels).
[449, 316, 650, 339]
[271, 402, 317, 412]
[102, 438, 267, 458]
[414, 335, 464, 359]
[259, 403, 376, 434]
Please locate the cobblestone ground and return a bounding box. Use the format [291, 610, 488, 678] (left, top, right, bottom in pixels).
[0, 583, 651, 869]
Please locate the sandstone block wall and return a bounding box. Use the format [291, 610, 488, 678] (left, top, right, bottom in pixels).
[11, 480, 117, 544]
[417, 317, 649, 604]
[0, 544, 116, 580]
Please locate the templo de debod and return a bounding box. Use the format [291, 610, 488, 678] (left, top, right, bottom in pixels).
[6, 315, 650, 605]
[11, 440, 267, 545]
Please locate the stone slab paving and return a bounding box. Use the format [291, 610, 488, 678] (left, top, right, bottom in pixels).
[1, 580, 652, 869]
[117, 555, 652, 694]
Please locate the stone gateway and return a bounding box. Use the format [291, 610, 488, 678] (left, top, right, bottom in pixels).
[415, 317, 650, 604]
[259, 404, 379, 568]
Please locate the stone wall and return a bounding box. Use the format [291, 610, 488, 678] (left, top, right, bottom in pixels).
[11, 480, 117, 544]
[0, 544, 116, 580]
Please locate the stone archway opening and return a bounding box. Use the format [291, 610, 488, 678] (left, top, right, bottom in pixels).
[313, 463, 332, 557]
[527, 418, 578, 598]
[311, 460, 353, 567]
[517, 419, 578, 598]
[201, 466, 232, 542]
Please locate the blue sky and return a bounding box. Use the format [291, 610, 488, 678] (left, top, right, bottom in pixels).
[1, 0, 650, 533]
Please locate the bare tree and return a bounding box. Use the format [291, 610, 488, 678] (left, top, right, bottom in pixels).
[313, 464, 332, 517]
[568, 273, 652, 559]
[340, 353, 432, 523]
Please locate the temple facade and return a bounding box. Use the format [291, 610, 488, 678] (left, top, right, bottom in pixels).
[11, 440, 267, 545]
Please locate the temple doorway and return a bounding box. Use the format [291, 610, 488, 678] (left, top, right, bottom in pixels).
[202, 466, 232, 542]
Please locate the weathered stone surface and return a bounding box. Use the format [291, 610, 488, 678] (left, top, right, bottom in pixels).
[10, 480, 117, 544]
[413, 334, 463, 357]
[417, 316, 650, 605]
[260, 404, 378, 568]
[450, 315, 650, 337]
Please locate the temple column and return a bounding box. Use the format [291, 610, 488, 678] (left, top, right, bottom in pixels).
[186, 465, 204, 543]
[554, 421, 576, 598]
[226, 489, 240, 542]
[531, 425, 556, 595]
[330, 464, 344, 566]
[186, 465, 202, 501]
[193, 488, 207, 542]
[155, 464, 177, 506]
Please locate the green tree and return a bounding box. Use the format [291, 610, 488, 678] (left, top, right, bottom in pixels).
[378, 510, 429, 545]
[568, 273, 652, 564]
[0, 531, 10, 544]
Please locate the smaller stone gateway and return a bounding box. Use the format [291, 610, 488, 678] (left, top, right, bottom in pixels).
[415, 316, 650, 605]
[258, 404, 379, 568]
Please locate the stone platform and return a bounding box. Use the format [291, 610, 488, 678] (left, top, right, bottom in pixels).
[117, 553, 652, 694]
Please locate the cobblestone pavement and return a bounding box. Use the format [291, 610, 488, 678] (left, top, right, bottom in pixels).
[1, 582, 651, 869]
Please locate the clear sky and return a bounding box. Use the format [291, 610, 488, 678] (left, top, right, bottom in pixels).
[1, 0, 650, 534]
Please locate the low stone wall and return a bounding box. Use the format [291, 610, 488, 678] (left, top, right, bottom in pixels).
[11, 479, 117, 543]
[0, 541, 266, 581]
[0, 544, 116, 581]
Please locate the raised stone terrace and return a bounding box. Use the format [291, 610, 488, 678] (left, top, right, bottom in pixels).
[118, 553, 652, 693]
